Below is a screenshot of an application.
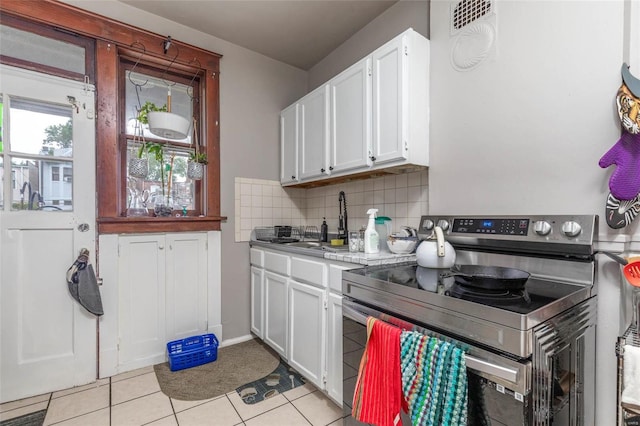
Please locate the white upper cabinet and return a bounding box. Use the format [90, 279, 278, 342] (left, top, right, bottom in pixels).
[329, 58, 372, 174]
[280, 103, 298, 184]
[281, 28, 429, 186]
[372, 30, 429, 167]
[299, 85, 330, 180]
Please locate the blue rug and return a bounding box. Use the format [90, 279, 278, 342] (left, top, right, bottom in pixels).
[235, 359, 306, 404]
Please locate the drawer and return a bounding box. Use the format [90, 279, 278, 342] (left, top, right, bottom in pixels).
[250, 248, 264, 267]
[291, 256, 326, 287]
[264, 251, 290, 275]
[328, 263, 353, 293]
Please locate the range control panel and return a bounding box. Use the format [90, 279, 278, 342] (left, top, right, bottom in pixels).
[417, 215, 597, 253]
[451, 218, 530, 236]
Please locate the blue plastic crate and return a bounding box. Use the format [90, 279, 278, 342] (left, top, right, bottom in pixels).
[167, 333, 218, 371]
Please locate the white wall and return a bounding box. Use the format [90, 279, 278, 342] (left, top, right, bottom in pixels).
[429, 1, 637, 423]
[308, 0, 430, 88]
[63, 0, 308, 341]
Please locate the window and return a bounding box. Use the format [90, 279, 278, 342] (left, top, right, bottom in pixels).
[121, 62, 202, 215]
[1, 1, 223, 232]
[2, 95, 75, 211]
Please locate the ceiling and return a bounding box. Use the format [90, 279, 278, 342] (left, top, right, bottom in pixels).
[119, 0, 399, 70]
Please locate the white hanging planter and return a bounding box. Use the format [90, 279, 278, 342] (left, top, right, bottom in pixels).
[148, 111, 190, 140]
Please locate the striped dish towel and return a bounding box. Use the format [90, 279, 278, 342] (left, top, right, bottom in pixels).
[352, 317, 407, 426]
[400, 331, 468, 425]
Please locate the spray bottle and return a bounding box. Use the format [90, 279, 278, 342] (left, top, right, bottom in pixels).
[364, 208, 380, 254]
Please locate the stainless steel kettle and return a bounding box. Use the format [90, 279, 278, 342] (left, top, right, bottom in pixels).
[416, 226, 456, 268]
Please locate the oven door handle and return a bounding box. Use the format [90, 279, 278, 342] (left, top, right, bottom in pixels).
[342, 301, 519, 384]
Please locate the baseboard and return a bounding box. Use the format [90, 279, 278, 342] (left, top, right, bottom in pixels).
[219, 334, 255, 348]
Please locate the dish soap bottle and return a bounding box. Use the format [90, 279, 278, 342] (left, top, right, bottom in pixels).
[364, 209, 380, 254]
[320, 217, 328, 242]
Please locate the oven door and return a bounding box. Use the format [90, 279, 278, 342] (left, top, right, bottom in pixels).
[342, 298, 532, 426]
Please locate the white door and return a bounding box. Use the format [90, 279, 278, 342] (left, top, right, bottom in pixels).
[118, 234, 166, 370]
[280, 104, 298, 184]
[299, 85, 329, 181]
[0, 65, 96, 403]
[250, 266, 264, 338]
[288, 280, 325, 389]
[372, 34, 408, 165]
[264, 271, 288, 359]
[326, 292, 343, 405]
[330, 58, 372, 174]
[165, 233, 208, 341]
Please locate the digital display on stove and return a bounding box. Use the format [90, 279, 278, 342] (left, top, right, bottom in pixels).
[452, 218, 530, 236]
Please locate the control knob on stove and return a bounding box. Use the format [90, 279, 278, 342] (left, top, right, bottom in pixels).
[437, 219, 450, 231]
[422, 219, 435, 231]
[533, 220, 552, 236]
[561, 221, 582, 238]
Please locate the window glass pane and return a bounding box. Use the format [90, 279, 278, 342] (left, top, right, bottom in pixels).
[126, 142, 195, 215]
[0, 24, 85, 74]
[0, 94, 3, 209]
[11, 157, 72, 211]
[0, 156, 4, 210]
[9, 98, 73, 157]
[125, 70, 193, 143]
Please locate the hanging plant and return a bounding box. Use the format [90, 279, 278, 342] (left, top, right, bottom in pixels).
[129, 117, 149, 179]
[146, 143, 173, 217]
[187, 118, 207, 180]
[137, 101, 167, 125]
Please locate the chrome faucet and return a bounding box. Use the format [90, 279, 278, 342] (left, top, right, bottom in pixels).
[338, 191, 348, 241]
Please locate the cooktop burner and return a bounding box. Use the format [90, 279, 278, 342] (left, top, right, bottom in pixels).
[347, 263, 581, 315]
[446, 282, 531, 306]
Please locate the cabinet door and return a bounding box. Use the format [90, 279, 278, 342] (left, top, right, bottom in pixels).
[280, 103, 298, 184]
[329, 58, 372, 174]
[299, 85, 330, 180]
[250, 266, 264, 339]
[326, 292, 343, 406]
[372, 33, 407, 165]
[289, 280, 326, 389]
[264, 271, 288, 359]
[165, 233, 208, 341]
[118, 235, 166, 368]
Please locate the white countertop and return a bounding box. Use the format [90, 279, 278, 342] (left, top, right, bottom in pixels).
[250, 240, 416, 266]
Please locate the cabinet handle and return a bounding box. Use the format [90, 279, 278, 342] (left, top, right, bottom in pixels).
[370, 155, 376, 161]
[159, 245, 164, 250]
[291, 175, 296, 180]
[329, 166, 334, 171]
[321, 168, 325, 173]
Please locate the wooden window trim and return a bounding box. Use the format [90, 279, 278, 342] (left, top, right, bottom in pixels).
[0, 0, 225, 233]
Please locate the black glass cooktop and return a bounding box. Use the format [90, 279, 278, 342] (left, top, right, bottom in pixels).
[348, 263, 583, 315]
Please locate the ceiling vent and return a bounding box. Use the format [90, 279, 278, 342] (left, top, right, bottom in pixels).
[449, 0, 497, 71]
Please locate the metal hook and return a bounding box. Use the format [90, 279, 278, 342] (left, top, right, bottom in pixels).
[160, 36, 179, 89]
[127, 41, 148, 88]
[187, 58, 202, 100]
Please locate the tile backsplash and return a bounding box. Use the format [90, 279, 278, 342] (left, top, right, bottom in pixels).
[235, 170, 428, 242]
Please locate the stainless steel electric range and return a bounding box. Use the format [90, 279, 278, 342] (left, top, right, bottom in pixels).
[342, 215, 598, 426]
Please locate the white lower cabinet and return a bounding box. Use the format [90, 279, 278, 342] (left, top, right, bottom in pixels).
[250, 246, 352, 406]
[288, 280, 326, 389]
[326, 292, 343, 405]
[264, 271, 289, 359]
[250, 266, 264, 339]
[118, 233, 208, 370]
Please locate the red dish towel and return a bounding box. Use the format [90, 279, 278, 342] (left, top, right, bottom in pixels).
[352, 317, 406, 426]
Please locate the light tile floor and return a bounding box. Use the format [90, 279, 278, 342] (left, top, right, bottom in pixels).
[0, 365, 345, 426]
